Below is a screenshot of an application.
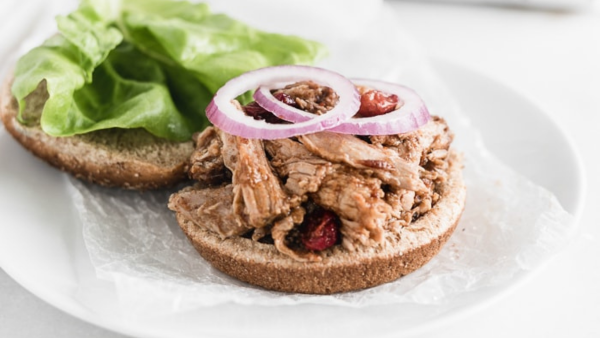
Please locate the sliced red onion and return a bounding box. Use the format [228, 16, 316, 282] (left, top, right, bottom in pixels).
[206, 65, 360, 140]
[253, 86, 313, 123]
[329, 79, 431, 135]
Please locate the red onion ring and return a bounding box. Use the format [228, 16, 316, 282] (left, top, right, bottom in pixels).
[206, 65, 360, 140]
[329, 79, 431, 135]
[253, 86, 313, 123]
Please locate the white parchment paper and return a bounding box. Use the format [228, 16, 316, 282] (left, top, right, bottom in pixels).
[64, 1, 575, 318]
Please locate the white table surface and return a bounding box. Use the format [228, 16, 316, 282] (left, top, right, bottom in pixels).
[1, 1, 599, 337]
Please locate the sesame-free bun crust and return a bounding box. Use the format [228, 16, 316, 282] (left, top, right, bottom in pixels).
[0, 76, 194, 189]
[177, 153, 466, 294]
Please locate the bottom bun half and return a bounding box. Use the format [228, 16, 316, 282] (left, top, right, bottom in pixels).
[177, 153, 466, 294]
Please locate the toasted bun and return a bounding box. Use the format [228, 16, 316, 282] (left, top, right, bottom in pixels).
[176, 153, 466, 294]
[0, 76, 194, 189]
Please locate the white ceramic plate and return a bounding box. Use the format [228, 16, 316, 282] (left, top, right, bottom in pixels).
[0, 59, 584, 338]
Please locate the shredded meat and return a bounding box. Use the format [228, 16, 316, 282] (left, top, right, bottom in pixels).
[310, 167, 392, 251]
[170, 110, 455, 261]
[188, 127, 226, 184]
[384, 189, 415, 224]
[299, 132, 427, 192]
[266, 138, 393, 251]
[217, 129, 298, 229]
[168, 185, 248, 238]
[370, 117, 454, 221]
[264, 139, 332, 197]
[273, 81, 339, 115]
[370, 116, 453, 167]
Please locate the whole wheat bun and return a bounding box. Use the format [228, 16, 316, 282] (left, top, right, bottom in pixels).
[0, 76, 194, 189]
[176, 152, 466, 294]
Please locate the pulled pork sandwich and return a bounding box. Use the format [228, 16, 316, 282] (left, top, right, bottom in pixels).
[168, 66, 466, 294]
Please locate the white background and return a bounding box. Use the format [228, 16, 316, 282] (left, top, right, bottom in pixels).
[1, 1, 599, 337]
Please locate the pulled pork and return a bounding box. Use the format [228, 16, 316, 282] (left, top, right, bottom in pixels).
[272, 81, 339, 115]
[168, 115, 454, 262]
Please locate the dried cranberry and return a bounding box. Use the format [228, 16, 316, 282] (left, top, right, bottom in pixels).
[300, 209, 340, 251]
[242, 93, 296, 124]
[243, 102, 285, 124]
[357, 90, 399, 117]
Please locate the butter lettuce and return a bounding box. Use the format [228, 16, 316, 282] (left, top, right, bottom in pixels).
[12, 0, 326, 141]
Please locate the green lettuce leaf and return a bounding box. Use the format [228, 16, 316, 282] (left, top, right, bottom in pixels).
[11, 0, 327, 141]
[64, 43, 210, 140]
[12, 1, 123, 126]
[121, 8, 327, 93]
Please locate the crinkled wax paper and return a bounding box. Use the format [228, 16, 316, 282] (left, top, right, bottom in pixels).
[65, 0, 575, 317]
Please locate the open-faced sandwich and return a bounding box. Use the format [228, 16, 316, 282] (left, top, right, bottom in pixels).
[0, 0, 325, 189]
[168, 66, 466, 294]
